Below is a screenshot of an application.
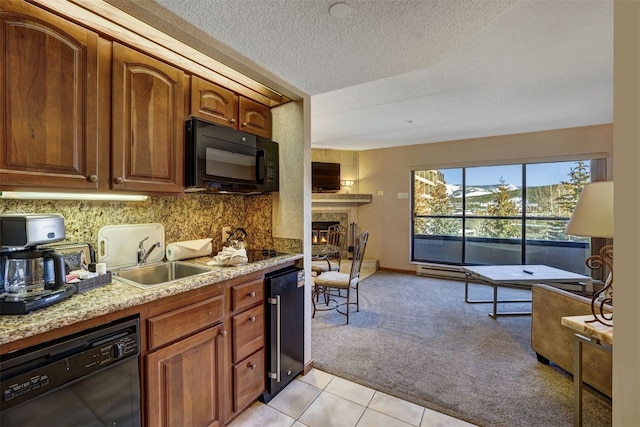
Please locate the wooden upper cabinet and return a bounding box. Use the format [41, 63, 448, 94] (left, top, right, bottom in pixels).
[112, 42, 186, 193]
[0, 0, 106, 190]
[191, 76, 272, 139]
[191, 75, 238, 128]
[239, 97, 272, 139]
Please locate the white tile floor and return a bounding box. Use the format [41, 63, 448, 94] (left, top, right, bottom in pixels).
[227, 368, 476, 427]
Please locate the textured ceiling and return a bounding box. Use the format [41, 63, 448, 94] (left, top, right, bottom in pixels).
[150, 0, 612, 150]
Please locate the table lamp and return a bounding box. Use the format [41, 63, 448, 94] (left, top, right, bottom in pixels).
[565, 181, 613, 326]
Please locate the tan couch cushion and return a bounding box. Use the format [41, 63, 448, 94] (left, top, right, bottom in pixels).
[531, 284, 612, 397]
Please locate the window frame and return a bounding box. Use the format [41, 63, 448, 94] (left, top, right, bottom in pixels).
[411, 158, 607, 273]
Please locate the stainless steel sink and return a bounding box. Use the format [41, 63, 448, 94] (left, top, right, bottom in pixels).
[113, 261, 212, 288]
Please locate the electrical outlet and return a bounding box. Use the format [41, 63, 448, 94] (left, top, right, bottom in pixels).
[222, 226, 232, 244]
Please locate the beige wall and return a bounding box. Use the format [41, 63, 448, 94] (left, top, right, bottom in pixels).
[311, 149, 360, 194]
[613, 1, 639, 424]
[272, 101, 305, 243]
[356, 124, 613, 272]
[273, 97, 314, 368]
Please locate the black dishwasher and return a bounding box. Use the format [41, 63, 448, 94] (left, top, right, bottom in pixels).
[0, 316, 141, 426]
[261, 266, 304, 403]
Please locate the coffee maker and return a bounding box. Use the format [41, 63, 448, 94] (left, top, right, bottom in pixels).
[0, 214, 76, 314]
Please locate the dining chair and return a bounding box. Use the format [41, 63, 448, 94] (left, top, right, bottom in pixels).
[312, 230, 369, 324]
[311, 224, 347, 275]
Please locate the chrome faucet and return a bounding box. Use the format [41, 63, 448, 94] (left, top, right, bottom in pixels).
[137, 236, 161, 265]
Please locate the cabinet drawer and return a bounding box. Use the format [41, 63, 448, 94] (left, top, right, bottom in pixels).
[232, 279, 264, 312]
[232, 304, 264, 362]
[148, 294, 224, 349]
[233, 348, 265, 412]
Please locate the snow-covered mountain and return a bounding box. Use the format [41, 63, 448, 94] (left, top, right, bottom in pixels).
[446, 184, 520, 198]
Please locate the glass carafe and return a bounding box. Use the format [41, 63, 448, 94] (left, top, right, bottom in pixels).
[3, 250, 65, 295]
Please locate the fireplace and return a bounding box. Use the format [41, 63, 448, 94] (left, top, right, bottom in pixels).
[312, 221, 340, 245]
[311, 211, 352, 258]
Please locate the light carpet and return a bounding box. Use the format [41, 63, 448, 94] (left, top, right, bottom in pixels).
[311, 271, 611, 427]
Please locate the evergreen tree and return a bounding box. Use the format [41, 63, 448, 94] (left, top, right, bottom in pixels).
[480, 177, 521, 238]
[427, 182, 459, 235]
[430, 182, 450, 215]
[556, 161, 590, 216]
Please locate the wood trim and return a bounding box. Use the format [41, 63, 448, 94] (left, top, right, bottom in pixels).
[379, 266, 414, 275]
[27, 0, 294, 107]
[303, 360, 315, 375]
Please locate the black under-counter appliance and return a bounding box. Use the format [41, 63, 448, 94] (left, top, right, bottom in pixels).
[0, 317, 141, 426]
[261, 266, 304, 402]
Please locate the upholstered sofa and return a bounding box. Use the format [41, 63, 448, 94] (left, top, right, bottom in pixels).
[531, 283, 612, 397]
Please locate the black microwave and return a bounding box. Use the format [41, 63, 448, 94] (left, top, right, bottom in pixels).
[185, 117, 279, 194]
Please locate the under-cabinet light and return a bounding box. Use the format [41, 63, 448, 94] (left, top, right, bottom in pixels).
[0, 191, 148, 201]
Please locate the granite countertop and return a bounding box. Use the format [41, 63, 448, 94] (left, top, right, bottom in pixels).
[0, 253, 302, 346]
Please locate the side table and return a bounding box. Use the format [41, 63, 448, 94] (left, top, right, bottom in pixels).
[561, 315, 613, 427]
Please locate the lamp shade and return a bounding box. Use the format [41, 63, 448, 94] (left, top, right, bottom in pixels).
[565, 181, 614, 238]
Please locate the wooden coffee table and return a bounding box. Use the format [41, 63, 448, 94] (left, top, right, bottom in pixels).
[462, 265, 592, 318]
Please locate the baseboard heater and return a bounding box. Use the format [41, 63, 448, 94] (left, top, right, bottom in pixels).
[416, 264, 466, 280]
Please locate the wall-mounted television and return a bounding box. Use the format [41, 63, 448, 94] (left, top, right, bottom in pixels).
[312, 162, 340, 192]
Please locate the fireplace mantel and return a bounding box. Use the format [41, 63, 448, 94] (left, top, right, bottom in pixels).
[312, 193, 372, 204]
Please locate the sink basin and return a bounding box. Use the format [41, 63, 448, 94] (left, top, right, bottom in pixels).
[113, 261, 212, 288]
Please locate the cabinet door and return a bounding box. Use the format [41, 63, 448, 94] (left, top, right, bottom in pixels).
[112, 42, 185, 193]
[191, 76, 238, 128]
[0, 0, 104, 190]
[146, 324, 227, 427]
[239, 97, 271, 139]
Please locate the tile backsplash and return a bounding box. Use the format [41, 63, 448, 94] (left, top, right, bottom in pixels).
[1, 194, 275, 253]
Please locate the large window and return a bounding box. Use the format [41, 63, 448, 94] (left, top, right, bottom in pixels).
[412, 159, 603, 274]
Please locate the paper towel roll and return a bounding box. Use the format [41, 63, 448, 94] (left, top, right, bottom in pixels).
[165, 238, 213, 261]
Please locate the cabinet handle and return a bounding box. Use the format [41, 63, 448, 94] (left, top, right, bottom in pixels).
[229, 118, 236, 124]
[247, 362, 256, 370]
[241, 122, 247, 127]
[248, 316, 256, 323]
[114, 177, 124, 184]
[247, 291, 256, 298]
[219, 330, 227, 337]
[87, 174, 99, 182]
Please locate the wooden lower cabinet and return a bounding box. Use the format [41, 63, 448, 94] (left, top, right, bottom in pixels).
[232, 304, 264, 362]
[145, 324, 227, 427]
[229, 279, 266, 415]
[233, 348, 265, 412]
[141, 273, 278, 426]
